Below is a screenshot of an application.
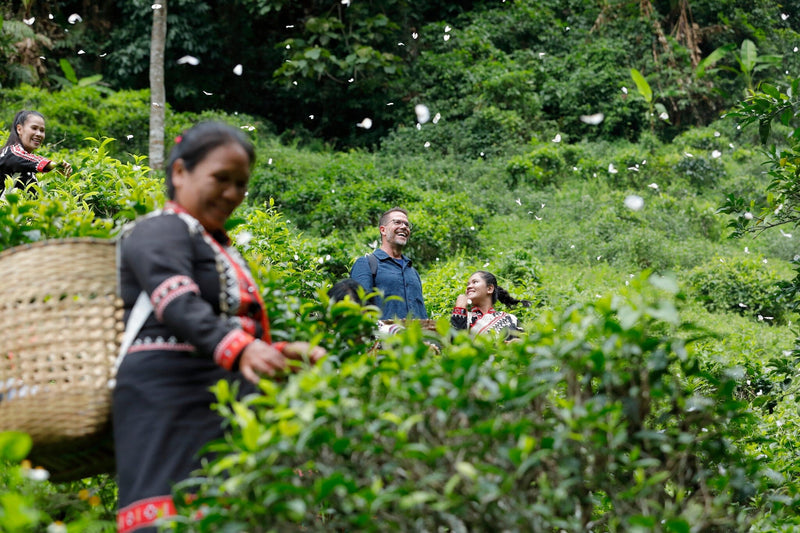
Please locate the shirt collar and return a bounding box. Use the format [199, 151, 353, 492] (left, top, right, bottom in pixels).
[373, 248, 412, 265]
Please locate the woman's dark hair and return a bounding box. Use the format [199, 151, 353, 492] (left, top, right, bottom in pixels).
[4, 110, 44, 148]
[328, 278, 364, 305]
[474, 270, 531, 308]
[165, 121, 256, 199]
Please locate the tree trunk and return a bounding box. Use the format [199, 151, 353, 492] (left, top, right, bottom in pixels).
[149, 1, 167, 171]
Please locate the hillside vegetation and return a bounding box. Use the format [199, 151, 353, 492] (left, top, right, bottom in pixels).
[2, 0, 800, 531]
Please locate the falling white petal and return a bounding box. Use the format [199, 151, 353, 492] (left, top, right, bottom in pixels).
[580, 112, 604, 125]
[412, 32, 419, 39]
[624, 195, 644, 211]
[415, 104, 430, 124]
[68, 13, 83, 23]
[711, 150, 721, 158]
[552, 134, 561, 143]
[443, 34, 450, 41]
[538, 52, 546, 58]
[357, 118, 373, 129]
[177, 55, 200, 65]
[432, 112, 441, 124]
[445, 26, 451, 32]
[151, 4, 162, 10]
[714, 131, 721, 137]
[744, 212, 753, 220]
[233, 64, 243, 76]
[781, 13, 789, 20]
[780, 229, 793, 238]
[659, 111, 669, 120]
[424, 141, 431, 148]
[126, 134, 134, 140]
[648, 182, 659, 189]
[23, 17, 35, 25]
[202, 90, 213, 95]
[608, 163, 618, 174]
[684, 152, 693, 158]
[621, 86, 628, 94]
[515, 198, 522, 206]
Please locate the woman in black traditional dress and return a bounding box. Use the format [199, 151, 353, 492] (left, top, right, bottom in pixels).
[0, 110, 72, 192]
[113, 122, 325, 533]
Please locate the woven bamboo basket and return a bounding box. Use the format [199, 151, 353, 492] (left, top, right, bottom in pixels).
[0, 238, 123, 481]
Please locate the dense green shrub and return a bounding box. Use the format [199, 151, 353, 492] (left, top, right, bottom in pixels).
[171, 274, 770, 531]
[0, 85, 153, 159]
[688, 254, 793, 324]
[0, 432, 114, 532]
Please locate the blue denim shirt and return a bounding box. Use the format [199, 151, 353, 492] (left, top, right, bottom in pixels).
[351, 249, 428, 319]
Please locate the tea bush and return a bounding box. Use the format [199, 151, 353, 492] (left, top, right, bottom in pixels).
[171, 274, 771, 531]
[688, 254, 794, 324]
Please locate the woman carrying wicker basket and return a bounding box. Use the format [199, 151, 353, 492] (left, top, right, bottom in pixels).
[113, 122, 326, 532]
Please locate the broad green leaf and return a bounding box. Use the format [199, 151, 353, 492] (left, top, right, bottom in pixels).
[59, 58, 78, 84]
[0, 432, 32, 462]
[630, 69, 652, 103]
[740, 39, 757, 74]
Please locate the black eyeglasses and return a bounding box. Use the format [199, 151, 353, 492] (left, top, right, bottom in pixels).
[390, 219, 413, 230]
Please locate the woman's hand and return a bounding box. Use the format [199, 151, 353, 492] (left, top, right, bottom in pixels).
[48, 160, 72, 177]
[238, 340, 326, 384]
[281, 341, 327, 369]
[238, 340, 288, 384]
[455, 293, 469, 308]
[58, 161, 73, 177]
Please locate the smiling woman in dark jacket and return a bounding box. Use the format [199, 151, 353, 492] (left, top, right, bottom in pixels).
[0, 110, 72, 193]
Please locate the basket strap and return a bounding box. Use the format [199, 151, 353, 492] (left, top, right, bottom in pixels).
[115, 291, 153, 372]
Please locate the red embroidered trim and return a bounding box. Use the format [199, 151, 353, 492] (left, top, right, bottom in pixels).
[272, 341, 287, 353]
[215, 329, 254, 370]
[117, 495, 175, 533]
[238, 316, 256, 336]
[151, 275, 200, 321]
[9, 143, 50, 170]
[128, 342, 195, 354]
[452, 307, 467, 316]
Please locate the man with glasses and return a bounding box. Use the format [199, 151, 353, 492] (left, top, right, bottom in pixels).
[351, 206, 428, 320]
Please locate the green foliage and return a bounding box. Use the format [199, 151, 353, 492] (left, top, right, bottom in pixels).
[0, 432, 114, 532]
[171, 274, 768, 531]
[688, 254, 792, 324]
[0, 137, 165, 251]
[0, 84, 152, 160]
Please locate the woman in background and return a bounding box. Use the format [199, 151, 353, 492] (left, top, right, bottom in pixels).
[451, 270, 530, 340]
[0, 110, 72, 192]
